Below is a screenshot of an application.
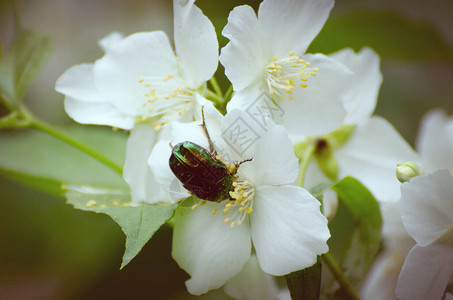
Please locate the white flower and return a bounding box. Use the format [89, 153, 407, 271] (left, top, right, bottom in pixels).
[148, 110, 330, 295]
[55, 0, 218, 130]
[361, 109, 453, 299]
[301, 48, 418, 202]
[55, 0, 219, 204]
[396, 169, 453, 300]
[220, 0, 360, 137]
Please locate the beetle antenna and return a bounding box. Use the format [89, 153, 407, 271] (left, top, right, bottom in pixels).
[230, 157, 253, 175]
[200, 106, 217, 155]
[238, 157, 253, 166]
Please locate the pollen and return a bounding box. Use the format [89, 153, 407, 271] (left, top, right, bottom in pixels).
[221, 175, 255, 229]
[138, 74, 196, 131]
[163, 74, 174, 81]
[264, 51, 319, 101]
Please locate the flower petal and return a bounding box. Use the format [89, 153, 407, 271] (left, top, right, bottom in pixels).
[416, 109, 453, 172]
[280, 53, 351, 137]
[220, 5, 268, 91]
[399, 169, 453, 246]
[329, 48, 382, 125]
[359, 249, 405, 300]
[93, 31, 178, 116]
[173, 0, 219, 89]
[251, 185, 329, 276]
[222, 111, 298, 186]
[335, 116, 419, 202]
[123, 125, 172, 204]
[172, 203, 251, 295]
[97, 32, 124, 52]
[64, 97, 134, 129]
[148, 139, 181, 194]
[56, 64, 104, 103]
[258, 0, 334, 56]
[396, 244, 453, 300]
[224, 255, 282, 300]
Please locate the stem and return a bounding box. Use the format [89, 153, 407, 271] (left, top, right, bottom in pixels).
[321, 253, 361, 300]
[29, 118, 123, 175]
[297, 143, 316, 187]
[209, 77, 223, 98]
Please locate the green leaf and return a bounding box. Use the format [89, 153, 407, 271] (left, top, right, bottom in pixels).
[0, 125, 128, 196]
[326, 177, 382, 291]
[65, 185, 177, 268]
[286, 257, 322, 300]
[0, 26, 51, 107]
[309, 10, 453, 61]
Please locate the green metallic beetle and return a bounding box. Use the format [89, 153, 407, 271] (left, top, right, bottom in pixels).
[169, 109, 251, 202]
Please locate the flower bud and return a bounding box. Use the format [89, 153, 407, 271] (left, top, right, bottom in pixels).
[396, 161, 424, 183]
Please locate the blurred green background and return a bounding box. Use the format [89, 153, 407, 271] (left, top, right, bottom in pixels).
[0, 0, 452, 299]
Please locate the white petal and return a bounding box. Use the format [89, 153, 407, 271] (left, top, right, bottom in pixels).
[258, 0, 334, 56]
[381, 202, 414, 250]
[148, 140, 180, 194]
[64, 97, 134, 129]
[222, 111, 298, 186]
[280, 94, 345, 138]
[335, 116, 419, 202]
[56, 64, 104, 103]
[224, 255, 281, 300]
[399, 169, 453, 246]
[251, 185, 329, 276]
[93, 31, 178, 116]
[280, 53, 352, 137]
[123, 125, 171, 204]
[173, 0, 219, 89]
[416, 109, 453, 172]
[396, 244, 453, 300]
[97, 32, 124, 52]
[220, 5, 268, 91]
[359, 249, 405, 300]
[226, 82, 282, 125]
[329, 48, 382, 125]
[446, 294, 453, 300]
[299, 160, 331, 188]
[172, 203, 251, 295]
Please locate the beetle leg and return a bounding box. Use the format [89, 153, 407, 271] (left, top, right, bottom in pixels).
[200, 106, 217, 155]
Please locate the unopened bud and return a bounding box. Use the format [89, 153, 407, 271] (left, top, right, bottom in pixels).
[396, 161, 424, 183]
